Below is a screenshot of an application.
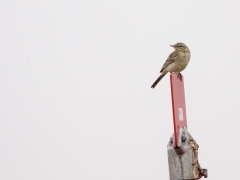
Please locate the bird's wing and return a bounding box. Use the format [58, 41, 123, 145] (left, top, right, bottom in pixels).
[160, 51, 178, 73]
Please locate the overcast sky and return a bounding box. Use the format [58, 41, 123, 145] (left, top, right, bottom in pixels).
[1, 1, 240, 180]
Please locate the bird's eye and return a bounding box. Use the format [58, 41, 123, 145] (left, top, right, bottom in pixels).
[179, 45, 182, 47]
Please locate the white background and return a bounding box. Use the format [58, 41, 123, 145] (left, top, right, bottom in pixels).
[1, 1, 240, 179]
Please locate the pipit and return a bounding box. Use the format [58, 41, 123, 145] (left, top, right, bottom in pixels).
[151, 42, 190, 88]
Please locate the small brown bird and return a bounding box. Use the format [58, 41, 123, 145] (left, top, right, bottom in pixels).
[151, 42, 190, 88]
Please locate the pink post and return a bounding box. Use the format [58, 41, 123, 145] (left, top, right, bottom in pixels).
[170, 74, 188, 147]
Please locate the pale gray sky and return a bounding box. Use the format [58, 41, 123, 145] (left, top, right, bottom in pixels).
[0, 1, 240, 179]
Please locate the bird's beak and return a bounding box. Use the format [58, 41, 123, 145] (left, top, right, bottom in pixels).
[170, 45, 175, 47]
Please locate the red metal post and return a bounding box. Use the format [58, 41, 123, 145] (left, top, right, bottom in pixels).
[170, 74, 188, 147]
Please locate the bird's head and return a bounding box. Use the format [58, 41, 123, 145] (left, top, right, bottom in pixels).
[170, 42, 189, 52]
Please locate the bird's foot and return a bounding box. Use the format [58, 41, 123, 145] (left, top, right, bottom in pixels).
[177, 73, 183, 81]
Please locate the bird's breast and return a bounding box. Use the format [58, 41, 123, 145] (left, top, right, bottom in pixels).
[167, 52, 190, 73]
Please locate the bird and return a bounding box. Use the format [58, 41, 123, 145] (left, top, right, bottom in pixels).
[151, 42, 190, 88]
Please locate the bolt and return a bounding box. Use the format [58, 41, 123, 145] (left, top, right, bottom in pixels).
[203, 169, 208, 178]
[181, 135, 187, 142]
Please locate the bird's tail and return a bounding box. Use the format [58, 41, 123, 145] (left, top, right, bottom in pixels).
[151, 72, 167, 89]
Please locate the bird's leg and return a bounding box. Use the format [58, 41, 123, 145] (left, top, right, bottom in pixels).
[177, 73, 182, 81]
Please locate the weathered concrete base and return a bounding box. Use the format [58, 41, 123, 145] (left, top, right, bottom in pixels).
[167, 127, 208, 180]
